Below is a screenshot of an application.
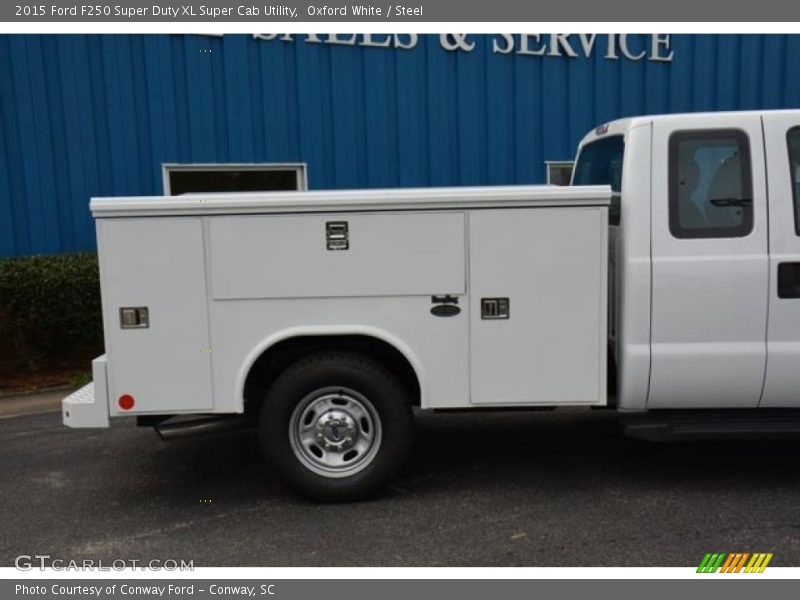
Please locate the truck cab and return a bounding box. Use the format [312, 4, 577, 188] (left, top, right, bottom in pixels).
[573, 110, 800, 413]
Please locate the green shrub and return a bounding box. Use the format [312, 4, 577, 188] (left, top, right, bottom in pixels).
[0, 252, 103, 372]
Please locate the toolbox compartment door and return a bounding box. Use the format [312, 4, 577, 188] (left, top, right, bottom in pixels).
[208, 212, 465, 300]
[99, 217, 213, 414]
[469, 207, 607, 405]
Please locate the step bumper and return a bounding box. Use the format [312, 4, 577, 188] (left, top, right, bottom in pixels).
[62, 355, 110, 428]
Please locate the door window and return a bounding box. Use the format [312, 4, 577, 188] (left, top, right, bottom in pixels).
[668, 130, 753, 239]
[787, 127, 800, 235]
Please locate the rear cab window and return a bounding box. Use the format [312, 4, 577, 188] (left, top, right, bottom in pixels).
[572, 136, 625, 225]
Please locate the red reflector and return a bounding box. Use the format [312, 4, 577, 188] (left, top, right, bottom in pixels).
[119, 394, 135, 410]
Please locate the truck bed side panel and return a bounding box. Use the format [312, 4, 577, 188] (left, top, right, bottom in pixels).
[207, 212, 468, 412]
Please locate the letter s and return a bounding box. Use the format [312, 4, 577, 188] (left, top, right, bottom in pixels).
[492, 34, 514, 54]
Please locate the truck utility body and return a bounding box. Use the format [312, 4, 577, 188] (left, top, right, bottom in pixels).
[64, 110, 800, 499]
[66, 186, 609, 420]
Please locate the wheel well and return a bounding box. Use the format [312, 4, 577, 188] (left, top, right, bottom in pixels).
[243, 335, 421, 414]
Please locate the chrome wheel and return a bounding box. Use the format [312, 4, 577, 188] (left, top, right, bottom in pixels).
[288, 387, 382, 478]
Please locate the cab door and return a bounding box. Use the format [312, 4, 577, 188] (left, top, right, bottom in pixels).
[648, 115, 769, 408]
[761, 113, 800, 407]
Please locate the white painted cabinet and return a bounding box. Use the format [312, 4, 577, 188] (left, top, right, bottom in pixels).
[98, 218, 213, 414]
[208, 212, 465, 300]
[469, 208, 607, 405]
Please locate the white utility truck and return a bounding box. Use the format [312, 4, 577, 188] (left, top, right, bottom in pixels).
[63, 110, 800, 500]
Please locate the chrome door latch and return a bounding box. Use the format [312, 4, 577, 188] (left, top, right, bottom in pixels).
[481, 298, 510, 320]
[120, 306, 149, 329]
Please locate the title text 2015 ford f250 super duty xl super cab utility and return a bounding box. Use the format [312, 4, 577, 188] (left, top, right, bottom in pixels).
[62, 110, 800, 500]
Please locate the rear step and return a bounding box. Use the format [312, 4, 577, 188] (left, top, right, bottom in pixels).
[154, 415, 253, 441]
[622, 409, 800, 442]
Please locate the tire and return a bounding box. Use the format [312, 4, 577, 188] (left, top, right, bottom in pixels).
[259, 351, 414, 501]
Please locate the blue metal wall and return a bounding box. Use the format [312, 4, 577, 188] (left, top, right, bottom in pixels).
[2, 34, 800, 256]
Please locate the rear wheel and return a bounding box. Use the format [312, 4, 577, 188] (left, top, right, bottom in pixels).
[260, 352, 414, 501]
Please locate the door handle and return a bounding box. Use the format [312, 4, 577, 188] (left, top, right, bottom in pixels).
[778, 263, 800, 298]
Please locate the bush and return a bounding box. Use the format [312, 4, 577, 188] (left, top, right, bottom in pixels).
[0, 252, 103, 372]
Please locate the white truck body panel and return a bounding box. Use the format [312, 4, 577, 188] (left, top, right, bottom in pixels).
[84, 185, 610, 418]
[468, 208, 607, 405]
[211, 298, 466, 412]
[761, 112, 800, 407]
[576, 119, 652, 412]
[648, 113, 769, 408]
[98, 217, 214, 415]
[208, 212, 466, 300]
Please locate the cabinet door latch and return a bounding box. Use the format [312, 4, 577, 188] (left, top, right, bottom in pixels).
[120, 306, 149, 329]
[326, 221, 349, 250]
[481, 298, 509, 320]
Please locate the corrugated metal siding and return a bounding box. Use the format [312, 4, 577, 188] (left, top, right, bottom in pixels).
[2, 34, 800, 256]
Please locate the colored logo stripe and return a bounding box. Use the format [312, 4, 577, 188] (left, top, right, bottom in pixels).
[746, 553, 773, 573]
[697, 552, 773, 573]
